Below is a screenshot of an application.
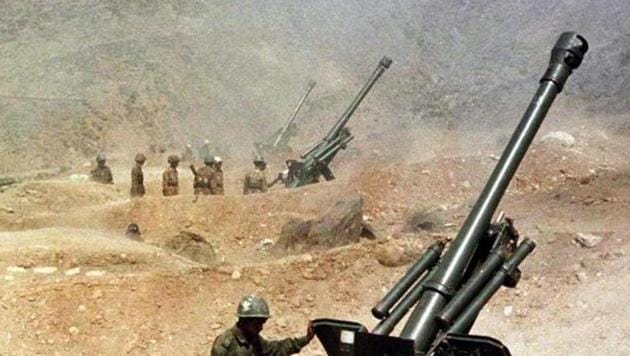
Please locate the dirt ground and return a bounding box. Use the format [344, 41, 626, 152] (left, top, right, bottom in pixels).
[0, 122, 629, 355]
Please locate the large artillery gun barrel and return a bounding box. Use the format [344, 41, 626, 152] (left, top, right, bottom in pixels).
[273, 80, 317, 147]
[400, 32, 588, 352]
[323, 56, 392, 143]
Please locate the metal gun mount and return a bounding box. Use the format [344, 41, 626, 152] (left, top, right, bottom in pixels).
[312, 32, 588, 355]
[284, 56, 392, 188]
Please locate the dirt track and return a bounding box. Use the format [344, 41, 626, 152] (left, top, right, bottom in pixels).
[1, 124, 629, 355]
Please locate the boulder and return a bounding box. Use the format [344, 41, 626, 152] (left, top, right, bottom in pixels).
[161, 231, 217, 264]
[277, 197, 366, 252]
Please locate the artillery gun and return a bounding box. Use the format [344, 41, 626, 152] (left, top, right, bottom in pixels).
[312, 32, 588, 355]
[255, 80, 317, 155]
[282, 56, 392, 188]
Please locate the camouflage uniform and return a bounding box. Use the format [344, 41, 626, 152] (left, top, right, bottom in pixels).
[243, 168, 268, 195]
[90, 154, 113, 184]
[162, 168, 178, 196]
[91, 166, 113, 184]
[193, 166, 215, 195]
[130, 163, 145, 197]
[211, 325, 308, 356]
[213, 157, 224, 195]
[213, 167, 224, 195]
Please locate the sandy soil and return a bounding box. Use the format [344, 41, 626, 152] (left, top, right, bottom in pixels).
[0, 124, 629, 355]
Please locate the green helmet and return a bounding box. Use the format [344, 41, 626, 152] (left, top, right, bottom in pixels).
[204, 155, 215, 164]
[253, 156, 265, 164]
[237, 294, 270, 319]
[167, 155, 180, 164]
[96, 153, 107, 162]
[134, 153, 146, 163]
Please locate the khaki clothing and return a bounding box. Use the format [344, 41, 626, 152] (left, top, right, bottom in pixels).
[211, 325, 308, 356]
[130, 164, 145, 197]
[243, 168, 268, 195]
[193, 166, 215, 195]
[214, 168, 224, 195]
[90, 165, 113, 184]
[162, 167, 179, 196]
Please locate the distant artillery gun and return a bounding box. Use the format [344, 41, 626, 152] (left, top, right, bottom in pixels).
[282, 56, 392, 188]
[255, 80, 317, 155]
[310, 32, 588, 355]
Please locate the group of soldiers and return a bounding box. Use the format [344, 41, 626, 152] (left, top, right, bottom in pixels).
[89, 151, 289, 198]
[89, 152, 225, 197]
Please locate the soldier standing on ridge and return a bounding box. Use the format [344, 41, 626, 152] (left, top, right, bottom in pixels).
[191, 156, 215, 196]
[162, 155, 180, 196]
[243, 156, 273, 195]
[90, 153, 113, 184]
[211, 294, 314, 356]
[130, 153, 146, 197]
[213, 156, 224, 195]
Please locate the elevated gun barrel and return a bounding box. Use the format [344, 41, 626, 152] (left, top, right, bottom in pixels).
[400, 32, 588, 351]
[273, 80, 317, 147]
[324, 56, 392, 142]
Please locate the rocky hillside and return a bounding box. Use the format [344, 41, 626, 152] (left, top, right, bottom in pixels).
[1, 0, 628, 172]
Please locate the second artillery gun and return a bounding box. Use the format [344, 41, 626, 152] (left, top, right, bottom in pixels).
[311, 32, 589, 355]
[255, 80, 317, 155]
[281, 56, 392, 188]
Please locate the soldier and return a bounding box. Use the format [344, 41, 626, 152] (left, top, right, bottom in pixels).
[191, 156, 216, 195]
[125, 223, 142, 241]
[90, 153, 113, 184]
[130, 153, 146, 197]
[243, 156, 270, 195]
[213, 156, 224, 195]
[162, 155, 180, 196]
[182, 143, 194, 162]
[211, 294, 314, 356]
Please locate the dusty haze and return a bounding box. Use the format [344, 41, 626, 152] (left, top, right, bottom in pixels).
[1, 0, 628, 173]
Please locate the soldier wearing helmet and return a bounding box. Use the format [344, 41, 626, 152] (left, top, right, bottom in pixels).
[191, 155, 216, 195]
[90, 153, 113, 184]
[211, 294, 314, 356]
[130, 153, 146, 197]
[162, 155, 180, 196]
[243, 156, 270, 195]
[213, 156, 224, 195]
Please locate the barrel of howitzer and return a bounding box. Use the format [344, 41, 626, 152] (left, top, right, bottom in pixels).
[372, 242, 444, 319]
[436, 246, 507, 328]
[314, 135, 354, 165]
[372, 272, 431, 336]
[273, 81, 317, 147]
[399, 33, 588, 352]
[448, 239, 536, 334]
[324, 56, 392, 142]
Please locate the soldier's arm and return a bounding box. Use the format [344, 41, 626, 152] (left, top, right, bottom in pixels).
[106, 168, 114, 184]
[260, 335, 310, 355]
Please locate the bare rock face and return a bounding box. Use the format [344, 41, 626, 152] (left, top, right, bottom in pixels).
[277, 197, 365, 252]
[161, 231, 216, 265]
